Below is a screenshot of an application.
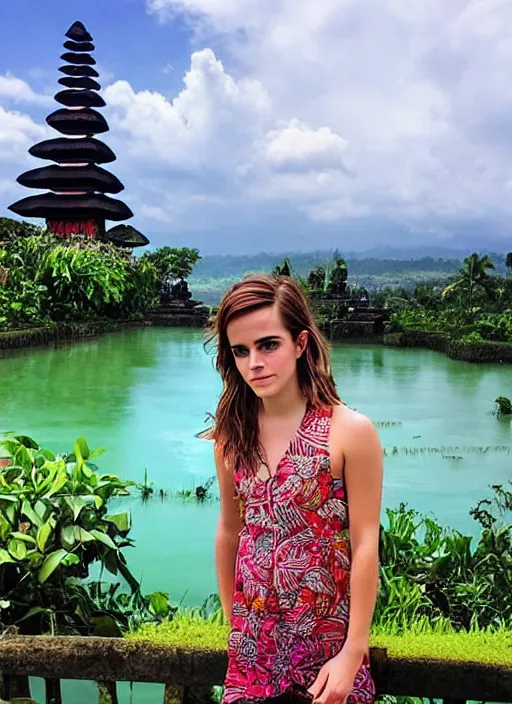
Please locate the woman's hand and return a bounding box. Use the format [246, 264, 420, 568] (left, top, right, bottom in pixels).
[307, 646, 364, 704]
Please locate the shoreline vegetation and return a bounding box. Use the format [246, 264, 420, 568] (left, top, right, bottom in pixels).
[1, 319, 512, 365]
[1, 219, 511, 363]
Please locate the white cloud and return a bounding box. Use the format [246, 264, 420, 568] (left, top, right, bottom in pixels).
[147, 0, 257, 27]
[95, 46, 357, 243]
[265, 120, 349, 173]
[103, 48, 271, 172]
[0, 106, 52, 217]
[303, 198, 371, 223]
[0, 107, 49, 162]
[144, 0, 512, 248]
[139, 204, 171, 222]
[98, 46, 358, 236]
[4, 0, 512, 252]
[0, 73, 53, 107]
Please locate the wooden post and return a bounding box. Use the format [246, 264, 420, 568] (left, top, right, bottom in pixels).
[2, 674, 31, 699]
[185, 685, 216, 704]
[45, 678, 62, 704]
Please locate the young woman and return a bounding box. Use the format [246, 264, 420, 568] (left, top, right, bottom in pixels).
[205, 274, 383, 704]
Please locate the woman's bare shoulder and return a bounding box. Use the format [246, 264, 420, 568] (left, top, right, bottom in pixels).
[214, 441, 235, 474]
[331, 402, 374, 426]
[331, 403, 380, 448]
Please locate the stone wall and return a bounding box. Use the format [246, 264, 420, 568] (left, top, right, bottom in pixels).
[0, 319, 150, 350]
[384, 330, 512, 363]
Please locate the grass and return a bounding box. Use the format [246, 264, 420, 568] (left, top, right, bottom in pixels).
[372, 630, 512, 667]
[128, 614, 512, 668]
[127, 612, 230, 651]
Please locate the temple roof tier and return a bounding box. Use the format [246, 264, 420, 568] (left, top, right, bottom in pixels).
[59, 65, 99, 78]
[105, 225, 150, 248]
[64, 40, 95, 52]
[9, 193, 133, 221]
[16, 165, 125, 194]
[8, 20, 140, 236]
[58, 76, 101, 90]
[55, 89, 106, 109]
[46, 108, 109, 136]
[60, 52, 96, 66]
[29, 137, 116, 164]
[66, 21, 93, 43]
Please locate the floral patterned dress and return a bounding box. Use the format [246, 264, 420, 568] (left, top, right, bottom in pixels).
[222, 405, 375, 704]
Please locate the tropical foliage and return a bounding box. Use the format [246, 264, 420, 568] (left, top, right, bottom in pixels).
[376, 482, 512, 633]
[0, 432, 180, 636]
[0, 231, 158, 327]
[0, 220, 205, 329]
[0, 433, 136, 634]
[383, 253, 512, 345]
[441, 253, 496, 316]
[495, 396, 512, 416]
[140, 245, 202, 293]
[0, 216, 42, 241]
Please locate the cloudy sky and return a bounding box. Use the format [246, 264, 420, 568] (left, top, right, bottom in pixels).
[1, 0, 512, 254]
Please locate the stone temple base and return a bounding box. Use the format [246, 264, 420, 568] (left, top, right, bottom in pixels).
[146, 302, 209, 328]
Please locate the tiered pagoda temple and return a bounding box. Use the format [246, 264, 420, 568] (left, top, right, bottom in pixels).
[9, 21, 149, 248]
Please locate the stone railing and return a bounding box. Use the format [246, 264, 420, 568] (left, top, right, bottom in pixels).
[0, 636, 511, 704]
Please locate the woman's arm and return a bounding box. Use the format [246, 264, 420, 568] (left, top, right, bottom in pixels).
[342, 411, 383, 657]
[308, 409, 383, 704]
[214, 442, 244, 624]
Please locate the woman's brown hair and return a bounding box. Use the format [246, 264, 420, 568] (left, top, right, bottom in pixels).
[203, 273, 341, 471]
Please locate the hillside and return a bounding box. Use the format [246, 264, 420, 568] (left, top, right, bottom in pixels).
[189, 251, 509, 305]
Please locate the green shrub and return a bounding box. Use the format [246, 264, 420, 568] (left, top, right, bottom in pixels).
[0, 433, 139, 634]
[0, 235, 158, 328]
[495, 397, 512, 416]
[376, 483, 512, 633]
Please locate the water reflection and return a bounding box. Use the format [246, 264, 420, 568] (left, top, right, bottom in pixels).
[1, 329, 159, 436]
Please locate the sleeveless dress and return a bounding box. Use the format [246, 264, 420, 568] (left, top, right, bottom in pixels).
[222, 405, 375, 704]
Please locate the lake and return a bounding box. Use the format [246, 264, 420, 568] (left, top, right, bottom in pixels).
[1, 327, 511, 607]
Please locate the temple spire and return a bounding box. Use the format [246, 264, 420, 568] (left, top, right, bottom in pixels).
[9, 21, 149, 248]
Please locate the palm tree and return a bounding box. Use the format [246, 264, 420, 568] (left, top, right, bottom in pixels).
[442, 253, 495, 316]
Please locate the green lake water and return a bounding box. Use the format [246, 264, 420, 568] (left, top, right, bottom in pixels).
[1, 327, 511, 607]
[1, 327, 511, 704]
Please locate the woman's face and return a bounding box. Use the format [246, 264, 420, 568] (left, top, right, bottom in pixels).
[226, 304, 307, 399]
